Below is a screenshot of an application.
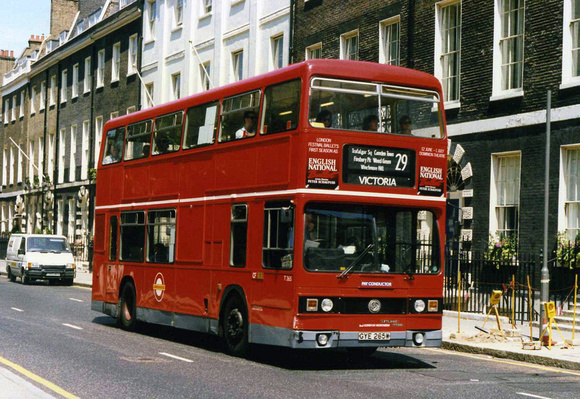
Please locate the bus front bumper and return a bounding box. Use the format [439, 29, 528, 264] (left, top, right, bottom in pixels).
[250, 324, 442, 349]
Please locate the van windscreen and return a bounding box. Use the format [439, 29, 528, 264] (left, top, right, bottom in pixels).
[27, 237, 71, 253]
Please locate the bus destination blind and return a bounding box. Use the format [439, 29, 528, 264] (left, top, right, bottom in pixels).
[343, 145, 415, 188]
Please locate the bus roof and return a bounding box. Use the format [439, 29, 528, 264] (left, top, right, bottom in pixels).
[106, 60, 442, 128]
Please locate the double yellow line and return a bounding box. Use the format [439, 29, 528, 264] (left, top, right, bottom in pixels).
[0, 356, 79, 399]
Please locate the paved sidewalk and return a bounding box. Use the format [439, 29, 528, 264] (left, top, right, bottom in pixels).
[0, 367, 55, 398]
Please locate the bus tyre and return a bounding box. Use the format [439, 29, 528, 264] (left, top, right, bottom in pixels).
[223, 296, 249, 357]
[119, 282, 137, 331]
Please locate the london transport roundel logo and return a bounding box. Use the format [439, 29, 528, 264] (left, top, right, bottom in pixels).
[153, 272, 166, 302]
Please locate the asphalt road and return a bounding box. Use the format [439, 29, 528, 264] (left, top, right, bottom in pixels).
[1, 276, 580, 399]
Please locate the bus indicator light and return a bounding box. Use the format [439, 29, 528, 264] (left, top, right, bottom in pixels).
[307, 298, 319, 312]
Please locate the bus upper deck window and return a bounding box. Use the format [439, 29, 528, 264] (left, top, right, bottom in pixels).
[308, 77, 443, 138]
[219, 90, 261, 142]
[184, 101, 219, 149]
[261, 80, 301, 135]
[153, 111, 183, 155]
[125, 120, 152, 160]
[102, 127, 125, 165]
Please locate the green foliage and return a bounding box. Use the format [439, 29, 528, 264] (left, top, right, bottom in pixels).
[486, 233, 518, 264]
[556, 231, 580, 268]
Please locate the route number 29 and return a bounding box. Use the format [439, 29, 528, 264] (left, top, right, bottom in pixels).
[395, 153, 408, 171]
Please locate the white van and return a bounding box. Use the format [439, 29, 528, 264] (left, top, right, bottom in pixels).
[6, 234, 76, 285]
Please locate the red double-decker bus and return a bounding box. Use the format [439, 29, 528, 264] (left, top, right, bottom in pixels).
[91, 60, 447, 357]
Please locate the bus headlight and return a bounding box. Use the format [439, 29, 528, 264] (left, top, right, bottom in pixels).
[316, 333, 329, 346]
[413, 332, 425, 346]
[321, 298, 334, 312]
[414, 299, 426, 313]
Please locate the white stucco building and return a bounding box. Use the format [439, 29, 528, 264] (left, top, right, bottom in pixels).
[140, 0, 291, 108]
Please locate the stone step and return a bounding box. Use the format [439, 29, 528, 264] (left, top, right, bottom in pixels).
[562, 308, 580, 318]
[553, 315, 580, 330]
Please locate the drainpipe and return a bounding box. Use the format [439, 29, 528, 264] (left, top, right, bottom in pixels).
[407, 0, 415, 69]
[289, 0, 295, 64]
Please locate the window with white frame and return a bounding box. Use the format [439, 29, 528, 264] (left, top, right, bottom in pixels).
[341, 30, 359, 60]
[112, 42, 121, 82]
[81, 120, 89, 179]
[4, 100, 8, 124]
[97, 50, 105, 87]
[380, 16, 400, 65]
[203, 0, 212, 14]
[94, 116, 103, 167]
[127, 106, 136, 114]
[9, 147, 14, 185]
[56, 200, 63, 235]
[72, 64, 79, 98]
[19, 91, 24, 118]
[48, 134, 55, 180]
[128, 35, 138, 75]
[493, 0, 525, 95]
[70, 125, 77, 182]
[17, 145, 22, 183]
[147, 0, 156, 40]
[145, 83, 154, 108]
[38, 137, 43, 182]
[562, 0, 580, 85]
[68, 198, 75, 241]
[306, 42, 322, 59]
[50, 75, 56, 106]
[31, 86, 36, 115]
[175, 0, 183, 26]
[561, 147, 580, 239]
[110, 111, 119, 120]
[11, 95, 16, 121]
[28, 142, 34, 181]
[61, 69, 68, 103]
[271, 35, 284, 70]
[2, 148, 7, 186]
[172, 73, 181, 100]
[200, 62, 211, 91]
[435, 1, 461, 103]
[84, 57, 91, 93]
[40, 81, 46, 110]
[58, 128, 65, 183]
[490, 153, 521, 240]
[232, 50, 243, 82]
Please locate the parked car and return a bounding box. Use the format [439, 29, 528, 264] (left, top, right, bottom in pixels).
[6, 234, 76, 285]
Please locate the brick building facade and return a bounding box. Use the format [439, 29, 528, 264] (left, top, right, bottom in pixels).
[0, 0, 142, 259]
[292, 0, 580, 255]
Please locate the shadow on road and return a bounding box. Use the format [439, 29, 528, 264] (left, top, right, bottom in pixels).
[92, 316, 436, 371]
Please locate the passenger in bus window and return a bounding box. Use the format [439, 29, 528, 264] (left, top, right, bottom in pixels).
[399, 115, 412, 135]
[235, 111, 257, 139]
[103, 142, 121, 164]
[315, 110, 332, 128]
[152, 243, 168, 262]
[363, 115, 379, 131]
[156, 137, 170, 153]
[142, 144, 150, 157]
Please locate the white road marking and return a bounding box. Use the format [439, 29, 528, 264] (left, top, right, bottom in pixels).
[516, 393, 554, 399]
[62, 323, 83, 330]
[159, 352, 194, 363]
[69, 298, 83, 302]
[469, 379, 479, 382]
[11, 307, 23, 312]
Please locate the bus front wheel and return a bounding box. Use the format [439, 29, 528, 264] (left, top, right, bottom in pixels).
[119, 282, 137, 331]
[223, 296, 249, 356]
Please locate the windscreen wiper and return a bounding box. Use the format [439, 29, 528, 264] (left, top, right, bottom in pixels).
[337, 243, 374, 279]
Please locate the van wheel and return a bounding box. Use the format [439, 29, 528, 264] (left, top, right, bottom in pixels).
[223, 296, 249, 357]
[119, 282, 137, 331]
[21, 270, 28, 285]
[7, 268, 15, 282]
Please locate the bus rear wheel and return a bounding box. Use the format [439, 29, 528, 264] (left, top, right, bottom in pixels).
[119, 282, 137, 331]
[223, 296, 249, 357]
